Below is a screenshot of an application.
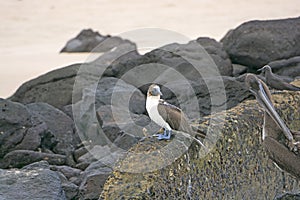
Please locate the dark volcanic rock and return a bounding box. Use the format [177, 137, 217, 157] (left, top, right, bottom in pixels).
[94, 77, 146, 114]
[146, 76, 250, 119]
[79, 160, 113, 200]
[196, 37, 233, 76]
[10, 43, 140, 111]
[9, 64, 80, 109]
[221, 17, 300, 70]
[27, 103, 79, 156]
[0, 161, 66, 200]
[268, 56, 300, 78]
[0, 99, 48, 158]
[56, 171, 79, 200]
[104, 40, 232, 85]
[78, 148, 124, 200]
[50, 165, 82, 180]
[60, 28, 136, 53]
[96, 104, 166, 152]
[0, 150, 66, 168]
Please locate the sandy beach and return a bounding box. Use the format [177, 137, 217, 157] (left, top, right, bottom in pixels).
[0, 0, 299, 98]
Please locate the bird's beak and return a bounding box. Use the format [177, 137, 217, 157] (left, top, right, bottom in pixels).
[257, 68, 262, 72]
[159, 91, 163, 96]
[256, 82, 294, 141]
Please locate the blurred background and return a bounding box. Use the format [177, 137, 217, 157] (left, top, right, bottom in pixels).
[0, 0, 299, 98]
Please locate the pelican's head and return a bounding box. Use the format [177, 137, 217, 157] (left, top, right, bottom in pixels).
[147, 84, 163, 97]
[245, 74, 261, 96]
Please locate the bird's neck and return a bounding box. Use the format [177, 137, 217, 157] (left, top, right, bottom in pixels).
[146, 95, 160, 110]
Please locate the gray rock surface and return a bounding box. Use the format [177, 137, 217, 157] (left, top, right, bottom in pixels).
[56, 171, 79, 200]
[94, 77, 146, 114]
[268, 56, 300, 78]
[0, 150, 66, 168]
[105, 40, 232, 86]
[50, 165, 82, 180]
[221, 17, 300, 70]
[196, 37, 233, 76]
[146, 76, 250, 119]
[27, 102, 79, 156]
[0, 161, 66, 200]
[9, 64, 80, 109]
[0, 99, 48, 158]
[60, 28, 136, 53]
[96, 105, 153, 144]
[78, 151, 122, 200]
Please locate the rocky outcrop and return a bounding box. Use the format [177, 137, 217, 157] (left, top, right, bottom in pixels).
[196, 37, 232, 76]
[60, 29, 136, 53]
[268, 56, 300, 78]
[9, 44, 139, 111]
[4, 18, 300, 199]
[27, 102, 79, 156]
[0, 98, 40, 158]
[0, 161, 66, 200]
[101, 91, 300, 199]
[221, 17, 300, 70]
[0, 150, 66, 168]
[104, 40, 233, 82]
[9, 64, 80, 109]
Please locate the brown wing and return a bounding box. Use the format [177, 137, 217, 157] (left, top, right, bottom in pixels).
[157, 100, 192, 133]
[263, 136, 300, 179]
[267, 75, 300, 91]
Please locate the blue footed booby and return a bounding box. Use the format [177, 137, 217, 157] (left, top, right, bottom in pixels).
[245, 74, 300, 178]
[258, 65, 300, 91]
[146, 84, 204, 141]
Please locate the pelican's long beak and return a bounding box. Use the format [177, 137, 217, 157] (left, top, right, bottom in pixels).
[256, 81, 294, 142]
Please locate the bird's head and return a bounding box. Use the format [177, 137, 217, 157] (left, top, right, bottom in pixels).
[257, 65, 272, 74]
[245, 74, 261, 96]
[147, 84, 163, 97]
[245, 73, 273, 105]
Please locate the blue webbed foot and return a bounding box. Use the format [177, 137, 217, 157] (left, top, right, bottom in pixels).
[156, 129, 172, 140]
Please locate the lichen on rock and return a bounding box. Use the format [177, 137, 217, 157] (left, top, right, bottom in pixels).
[100, 91, 300, 199]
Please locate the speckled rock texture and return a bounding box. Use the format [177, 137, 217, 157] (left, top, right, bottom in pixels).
[101, 90, 300, 199]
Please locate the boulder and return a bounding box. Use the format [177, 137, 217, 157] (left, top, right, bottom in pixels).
[96, 105, 155, 145]
[50, 165, 82, 180]
[196, 37, 232, 76]
[232, 64, 248, 77]
[268, 56, 300, 78]
[0, 150, 66, 168]
[72, 77, 147, 151]
[0, 99, 47, 158]
[60, 28, 136, 53]
[9, 64, 80, 109]
[56, 171, 79, 200]
[79, 160, 113, 200]
[94, 77, 146, 114]
[0, 161, 66, 200]
[221, 17, 300, 70]
[143, 76, 250, 119]
[104, 40, 232, 85]
[27, 103, 80, 156]
[9, 40, 140, 111]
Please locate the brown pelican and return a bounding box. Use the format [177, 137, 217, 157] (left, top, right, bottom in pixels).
[245, 74, 300, 178]
[258, 65, 300, 91]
